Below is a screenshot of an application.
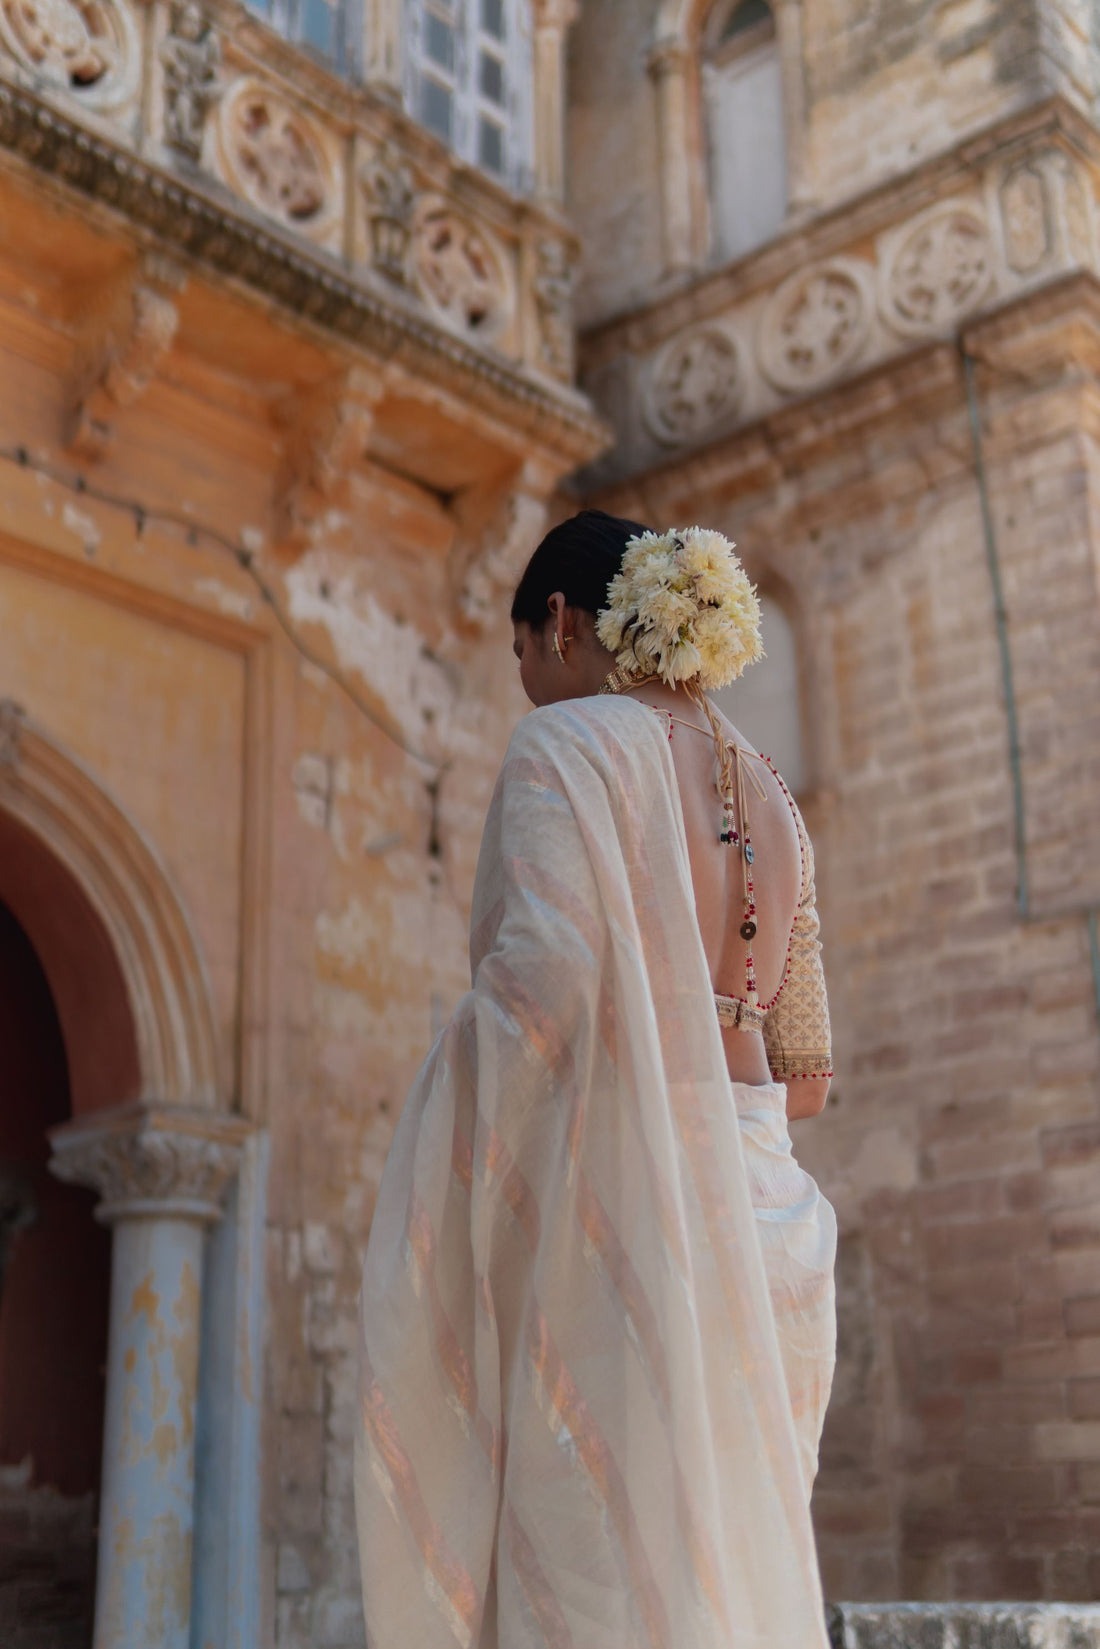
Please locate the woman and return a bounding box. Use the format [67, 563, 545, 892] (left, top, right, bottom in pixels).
[355, 511, 836, 1649]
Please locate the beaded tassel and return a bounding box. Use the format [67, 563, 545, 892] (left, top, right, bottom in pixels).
[713, 731, 762, 1010]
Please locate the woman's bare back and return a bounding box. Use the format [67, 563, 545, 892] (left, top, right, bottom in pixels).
[635, 691, 804, 1087]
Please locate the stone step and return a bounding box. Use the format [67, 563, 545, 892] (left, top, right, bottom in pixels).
[826, 1603, 1100, 1648]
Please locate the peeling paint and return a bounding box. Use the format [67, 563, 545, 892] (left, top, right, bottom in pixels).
[285, 552, 453, 746]
[315, 897, 374, 970]
[194, 577, 254, 620]
[60, 500, 101, 551]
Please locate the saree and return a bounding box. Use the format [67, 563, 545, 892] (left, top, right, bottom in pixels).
[355, 695, 832, 1649]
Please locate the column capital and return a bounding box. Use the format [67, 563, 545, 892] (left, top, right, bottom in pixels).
[533, 0, 579, 31]
[49, 1104, 249, 1224]
[647, 35, 692, 78]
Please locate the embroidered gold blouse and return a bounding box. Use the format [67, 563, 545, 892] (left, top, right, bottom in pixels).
[714, 775, 833, 1083]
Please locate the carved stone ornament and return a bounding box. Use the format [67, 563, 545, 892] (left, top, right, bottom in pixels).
[533, 236, 574, 382]
[361, 141, 416, 284]
[159, 0, 219, 163]
[66, 254, 184, 458]
[645, 323, 743, 446]
[216, 78, 331, 230]
[758, 259, 873, 394]
[412, 198, 510, 338]
[880, 205, 993, 337]
[50, 1106, 247, 1223]
[999, 160, 1051, 275]
[0, 0, 139, 108]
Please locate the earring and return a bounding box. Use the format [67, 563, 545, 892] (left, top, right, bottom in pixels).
[552, 633, 574, 664]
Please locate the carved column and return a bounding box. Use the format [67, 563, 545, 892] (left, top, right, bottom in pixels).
[532, 0, 579, 203]
[362, 0, 402, 93]
[774, 0, 813, 211]
[648, 37, 699, 275]
[49, 1105, 248, 1649]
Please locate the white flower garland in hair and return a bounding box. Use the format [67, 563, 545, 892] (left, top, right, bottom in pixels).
[596, 526, 764, 689]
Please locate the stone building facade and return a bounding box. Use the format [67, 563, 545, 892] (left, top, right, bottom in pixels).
[0, 1, 1097, 1647]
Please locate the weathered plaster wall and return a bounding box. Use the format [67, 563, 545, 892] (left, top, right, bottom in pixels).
[0, 181, 533, 1646]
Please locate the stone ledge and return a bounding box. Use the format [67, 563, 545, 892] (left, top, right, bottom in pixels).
[0, 81, 608, 469]
[827, 1603, 1100, 1648]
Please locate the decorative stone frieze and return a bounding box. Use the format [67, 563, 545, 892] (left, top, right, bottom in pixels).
[580, 112, 1100, 480]
[997, 147, 1097, 277]
[65, 253, 185, 458]
[759, 259, 873, 394]
[0, 1, 600, 414]
[0, 0, 138, 109]
[880, 204, 993, 336]
[533, 235, 574, 380]
[412, 198, 511, 338]
[214, 77, 334, 233]
[1000, 159, 1052, 274]
[645, 323, 743, 444]
[160, 0, 220, 162]
[361, 141, 416, 284]
[50, 1104, 247, 1223]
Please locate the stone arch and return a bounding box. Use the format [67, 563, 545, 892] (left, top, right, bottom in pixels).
[0, 701, 219, 1113]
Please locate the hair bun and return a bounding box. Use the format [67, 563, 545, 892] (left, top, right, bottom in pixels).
[596, 526, 763, 689]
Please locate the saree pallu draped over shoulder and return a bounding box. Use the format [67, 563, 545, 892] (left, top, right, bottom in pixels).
[355, 696, 833, 1649]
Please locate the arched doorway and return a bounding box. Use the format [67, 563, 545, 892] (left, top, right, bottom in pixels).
[0, 703, 254, 1649]
[0, 900, 112, 1647]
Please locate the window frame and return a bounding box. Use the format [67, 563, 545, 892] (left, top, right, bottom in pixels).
[404, 0, 534, 193]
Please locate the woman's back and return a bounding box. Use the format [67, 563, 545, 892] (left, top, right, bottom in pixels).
[633, 691, 806, 1088]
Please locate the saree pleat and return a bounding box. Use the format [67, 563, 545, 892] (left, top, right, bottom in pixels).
[356, 695, 834, 1649]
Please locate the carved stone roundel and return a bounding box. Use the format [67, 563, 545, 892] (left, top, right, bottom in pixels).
[216, 79, 331, 229]
[0, 0, 138, 107]
[759, 259, 872, 394]
[881, 206, 993, 336]
[646, 324, 743, 446]
[412, 199, 509, 339]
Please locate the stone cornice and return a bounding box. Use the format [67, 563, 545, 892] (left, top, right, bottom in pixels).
[49, 1104, 251, 1223]
[0, 80, 608, 468]
[578, 96, 1100, 490]
[593, 273, 1100, 523]
[582, 96, 1100, 360]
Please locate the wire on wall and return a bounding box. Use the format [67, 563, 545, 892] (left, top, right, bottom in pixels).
[0, 442, 447, 777]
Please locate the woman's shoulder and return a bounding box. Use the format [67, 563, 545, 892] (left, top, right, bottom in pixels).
[506, 694, 657, 761]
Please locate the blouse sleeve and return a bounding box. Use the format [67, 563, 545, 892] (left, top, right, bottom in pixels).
[762, 808, 833, 1083]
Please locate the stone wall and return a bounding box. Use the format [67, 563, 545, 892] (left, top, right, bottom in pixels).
[567, 0, 1100, 330]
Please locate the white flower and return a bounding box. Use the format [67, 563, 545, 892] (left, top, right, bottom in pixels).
[598, 525, 762, 690]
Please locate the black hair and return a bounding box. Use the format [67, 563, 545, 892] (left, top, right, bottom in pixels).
[510, 508, 653, 630]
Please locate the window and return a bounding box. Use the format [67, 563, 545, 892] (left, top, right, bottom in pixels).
[702, 0, 787, 262]
[245, 0, 361, 75]
[712, 596, 806, 794]
[404, 0, 534, 192]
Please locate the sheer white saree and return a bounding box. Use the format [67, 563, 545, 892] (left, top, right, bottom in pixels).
[355, 696, 833, 1649]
